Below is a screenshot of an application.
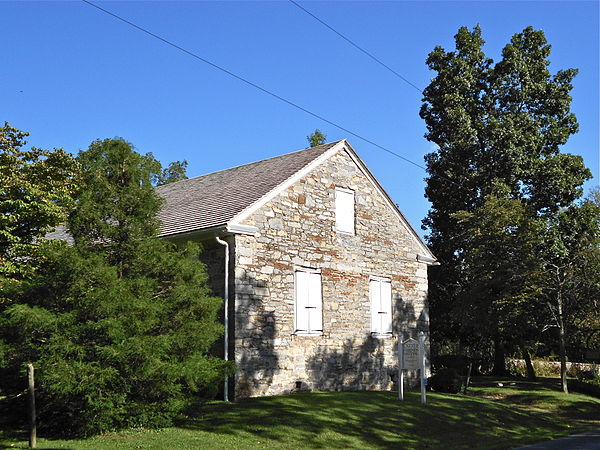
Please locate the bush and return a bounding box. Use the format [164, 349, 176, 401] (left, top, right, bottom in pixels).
[429, 368, 463, 393]
[569, 378, 600, 398]
[0, 140, 232, 436]
[432, 355, 469, 374]
[574, 367, 599, 381]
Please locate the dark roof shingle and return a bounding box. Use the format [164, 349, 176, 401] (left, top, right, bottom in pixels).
[155, 141, 340, 236]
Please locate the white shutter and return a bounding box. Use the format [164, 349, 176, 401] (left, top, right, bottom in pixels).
[370, 280, 380, 334]
[381, 280, 392, 334]
[335, 188, 355, 234]
[308, 272, 323, 332]
[295, 269, 322, 334]
[295, 271, 309, 332]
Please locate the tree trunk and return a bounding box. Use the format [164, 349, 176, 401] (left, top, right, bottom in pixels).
[521, 344, 537, 381]
[492, 337, 507, 376]
[557, 294, 569, 394]
[27, 364, 36, 449]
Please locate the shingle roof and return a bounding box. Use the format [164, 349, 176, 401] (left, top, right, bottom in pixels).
[45, 141, 340, 242]
[45, 225, 72, 244]
[44, 140, 435, 260]
[155, 141, 341, 237]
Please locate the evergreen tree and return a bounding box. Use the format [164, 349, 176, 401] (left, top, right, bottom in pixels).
[420, 26, 591, 372]
[307, 129, 327, 147]
[0, 138, 231, 435]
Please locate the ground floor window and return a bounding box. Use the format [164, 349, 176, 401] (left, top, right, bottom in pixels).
[295, 267, 323, 335]
[370, 276, 392, 336]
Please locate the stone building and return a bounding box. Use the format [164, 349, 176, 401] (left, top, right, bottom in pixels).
[156, 139, 436, 399]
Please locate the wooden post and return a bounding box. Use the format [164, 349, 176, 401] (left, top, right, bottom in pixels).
[463, 362, 473, 394]
[27, 364, 36, 448]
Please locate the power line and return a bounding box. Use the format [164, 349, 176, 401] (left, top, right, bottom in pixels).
[288, 0, 423, 94]
[81, 0, 429, 173]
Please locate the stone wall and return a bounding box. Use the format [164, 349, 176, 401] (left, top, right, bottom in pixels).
[232, 149, 430, 398]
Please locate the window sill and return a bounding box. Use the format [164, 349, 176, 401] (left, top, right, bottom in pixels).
[371, 333, 393, 339]
[336, 229, 355, 236]
[294, 332, 323, 337]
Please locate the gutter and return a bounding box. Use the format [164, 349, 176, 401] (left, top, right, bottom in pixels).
[417, 254, 440, 266]
[215, 236, 230, 402]
[160, 223, 257, 241]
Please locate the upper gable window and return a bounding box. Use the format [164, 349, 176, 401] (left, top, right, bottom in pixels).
[335, 187, 355, 234]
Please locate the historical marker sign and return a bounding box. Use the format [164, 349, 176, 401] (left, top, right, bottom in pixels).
[403, 339, 419, 370]
[398, 334, 427, 404]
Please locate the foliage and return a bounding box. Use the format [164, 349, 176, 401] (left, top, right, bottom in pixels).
[431, 354, 473, 375]
[0, 123, 79, 279]
[0, 138, 231, 436]
[452, 195, 546, 354]
[429, 368, 463, 393]
[535, 198, 600, 391]
[575, 368, 599, 382]
[560, 188, 600, 358]
[153, 159, 188, 186]
[420, 26, 592, 371]
[307, 129, 327, 147]
[3, 382, 600, 449]
[569, 379, 600, 399]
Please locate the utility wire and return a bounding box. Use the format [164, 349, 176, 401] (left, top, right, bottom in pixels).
[81, 0, 429, 173]
[288, 0, 423, 94]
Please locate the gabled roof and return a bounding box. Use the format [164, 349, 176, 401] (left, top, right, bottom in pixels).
[48, 139, 435, 262]
[155, 141, 341, 237]
[227, 139, 435, 261]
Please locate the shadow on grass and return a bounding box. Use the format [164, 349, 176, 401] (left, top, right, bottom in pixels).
[179, 388, 600, 449]
[469, 376, 567, 390]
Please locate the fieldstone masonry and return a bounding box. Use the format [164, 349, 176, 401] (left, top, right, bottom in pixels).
[232, 150, 430, 398]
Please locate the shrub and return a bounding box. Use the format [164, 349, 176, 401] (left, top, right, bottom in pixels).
[0, 140, 232, 436]
[574, 367, 599, 381]
[569, 378, 600, 398]
[429, 368, 463, 393]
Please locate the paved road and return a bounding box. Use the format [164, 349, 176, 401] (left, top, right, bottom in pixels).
[517, 429, 600, 449]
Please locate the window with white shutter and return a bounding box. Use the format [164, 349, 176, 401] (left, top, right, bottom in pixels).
[335, 187, 355, 234]
[295, 268, 323, 335]
[370, 277, 392, 336]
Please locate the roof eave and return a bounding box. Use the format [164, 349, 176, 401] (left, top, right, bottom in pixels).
[159, 223, 258, 241]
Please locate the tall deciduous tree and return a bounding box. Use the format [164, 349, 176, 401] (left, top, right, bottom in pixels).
[420, 26, 591, 372]
[0, 123, 79, 279]
[0, 138, 231, 435]
[538, 199, 600, 392]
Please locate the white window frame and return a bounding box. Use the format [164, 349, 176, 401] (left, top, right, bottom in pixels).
[294, 267, 323, 336]
[370, 276, 393, 337]
[335, 187, 355, 235]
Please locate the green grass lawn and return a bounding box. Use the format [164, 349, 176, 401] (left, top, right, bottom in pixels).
[2, 377, 599, 449]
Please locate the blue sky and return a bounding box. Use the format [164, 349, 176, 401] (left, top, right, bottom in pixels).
[3, 1, 598, 237]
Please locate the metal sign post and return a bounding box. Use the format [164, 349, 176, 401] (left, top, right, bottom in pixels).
[419, 331, 426, 405]
[398, 337, 404, 400]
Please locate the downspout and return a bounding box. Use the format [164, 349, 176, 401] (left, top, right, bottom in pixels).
[215, 236, 229, 402]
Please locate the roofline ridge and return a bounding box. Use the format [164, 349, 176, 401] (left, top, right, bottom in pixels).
[155, 140, 344, 190]
[228, 141, 346, 226]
